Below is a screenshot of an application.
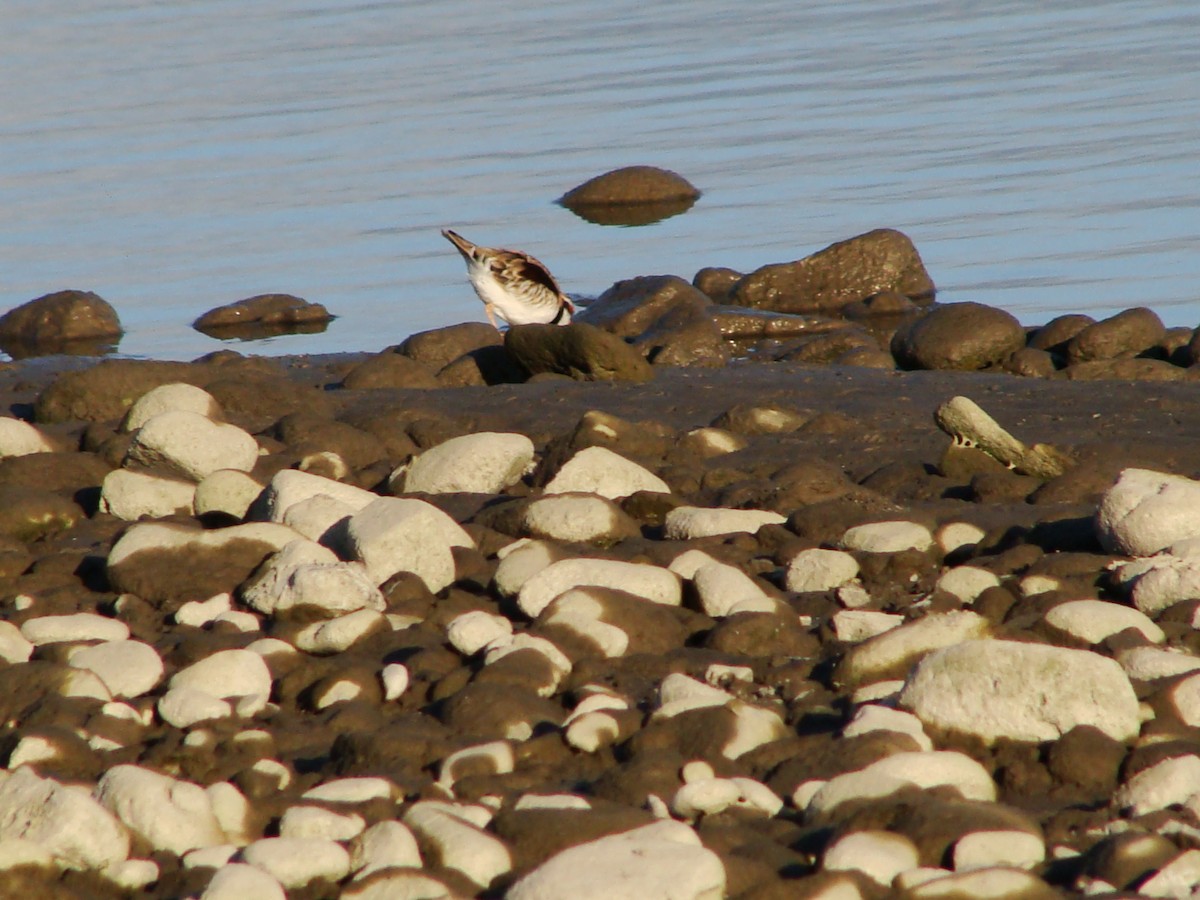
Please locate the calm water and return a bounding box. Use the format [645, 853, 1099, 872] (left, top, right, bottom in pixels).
[2, 0, 1198, 360]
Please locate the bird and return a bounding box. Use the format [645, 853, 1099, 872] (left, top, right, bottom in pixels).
[441, 229, 576, 329]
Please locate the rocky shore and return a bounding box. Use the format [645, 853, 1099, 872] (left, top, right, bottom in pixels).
[3, 228, 1200, 898]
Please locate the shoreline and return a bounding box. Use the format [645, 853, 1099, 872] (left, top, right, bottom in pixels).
[1, 340, 1200, 897]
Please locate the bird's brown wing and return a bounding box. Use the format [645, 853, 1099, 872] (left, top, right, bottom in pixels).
[498, 251, 563, 297]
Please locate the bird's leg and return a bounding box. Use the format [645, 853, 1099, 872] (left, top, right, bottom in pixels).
[485, 304, 501, 331]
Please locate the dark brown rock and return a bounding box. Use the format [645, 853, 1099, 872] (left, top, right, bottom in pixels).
[704, 611, 821, 658]
[560, 166, 700, 206]
[0, 290, 122, 357]
[1001, 347, 1057, 378]
[775, 329, 877, 364]
[339, 352, 441, 390]
[436, 346, 527, 386]
[34, 360, 197, 424]
[579, 275, 713, 338]
[891, 302, 1025, 371]
[1065, 307, 1166, 364]
[106, 528, 289, 611]
[634, 302, 730, 368]
[0, 451, 111, 497]
[269, 412, 387, 471]
[438, 681, 563, 742]
[397, 322, 503, 370]
[504, 322, 654, 383]
[1057, 357, 1188, 381]
[193, 293, 331, 334]
[731, 229, 935, 314]
[692, 267, 744, 303]
[1027, 314, 1095, 354]
[0, 485, 83, 541]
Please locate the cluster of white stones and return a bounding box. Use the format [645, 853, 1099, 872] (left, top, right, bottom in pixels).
[10, 379, 1200, 898]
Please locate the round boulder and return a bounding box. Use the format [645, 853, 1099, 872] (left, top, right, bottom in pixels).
[891, 302, 1025, 371]
[0, 290, 122, 355]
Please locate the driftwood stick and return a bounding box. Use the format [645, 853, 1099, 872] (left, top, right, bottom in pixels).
[934, 396, 1071, 479]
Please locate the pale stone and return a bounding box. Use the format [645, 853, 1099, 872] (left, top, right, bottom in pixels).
[654, 673, 734, 719]
[839, 611, 990, 686]
[169, 648, 272, 714]
[517, 557, 681, 618]
[122, 383, 222, 433]
[833, 609, 904, 643]
[899, 868, 1055, 898]
[1139, 849, 1200, 899]
[953, 830, 1045, 871]
[1117, 646, 1200, 681]
[393, 432, 534, 494]
[544, 446, 670, 499]
[1097, 468, 1200, 556]
[664, 506, 786, 539]
[936, 522, 986, 554]
[260, 468, 378, 523]
[67, 640, 163, 698]
[823, 829, 921, 887]
[207, 782, 254, 846]
[514, 794, 592, 811]
[0, 417, 57, 456]
[1127, 555, 1200, 616]
[807, 751, 996, 817]
[278, 806, 365, 841]
[0, 836, 55, 870]
[0, 621, 33, 664]
[20, 612, 130, 645]
[0, 767, 130, 871]
[786, 548, 861, 593]
[175, 593, 233, 627]
[99, 468, 196, 519]
[484, 634, 572, 696]
[350, 820, 423, 878]
[1043, 599, 1164, 644]
[671, 779, 743, 820]
[125, 410, 258, 481]
[200, 863, 287, 900]
[668, 549, 720, 580]
[59, 668, 112, 701]
[841, 520, 933, 553]
[345, 497, 473, 591]
[282, 494, 360, 543]
[842, 705, 933, 752]
[493, 539, 565, 598]
[241, 540, 384, 616]
[403, 802, 512, 889]
[1163, 672, 1200, 728]
[94, 765, 226, 856]
[1115, 755, 1200, 816]
[195, 469, 265, 521]
[240, 837, 351, 889]
[506, 820, 724, 900]
[381, 663, 410, 701]
[682, 427, 747, 456]
[936, 566, 1000, 602]
[900, 639, 1140, 743]
[438, 742, 515, 794]
[522, 494, 635, 544]
[157, 686, 233, 728]
[446, 610, 513, 656]
[293, 609, 388, 655]
[541, 590, 629, 658]
[692, 562, 781, 617]
[342, 872, 452, 899]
